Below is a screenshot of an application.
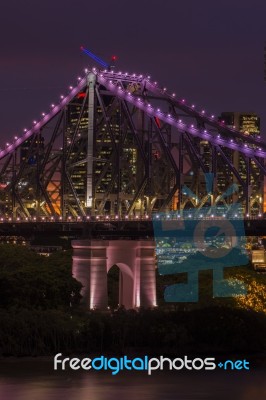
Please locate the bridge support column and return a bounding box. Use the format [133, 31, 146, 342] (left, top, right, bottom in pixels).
[86, 72, 96, 211]
[138, 241, 157, 308]
[89, 241, 108, 309]
[72, 240, 107, 309]
[72, 240, 92, 309]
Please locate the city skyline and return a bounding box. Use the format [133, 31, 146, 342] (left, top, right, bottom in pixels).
[1, 1, 266, 146]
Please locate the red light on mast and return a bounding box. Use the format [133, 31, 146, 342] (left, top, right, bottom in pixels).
[77, 92, 86, 99]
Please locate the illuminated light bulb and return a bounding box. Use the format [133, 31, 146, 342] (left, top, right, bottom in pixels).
[77, 77, 81, 80]
[60, 95, 64, 99]
[51, 104, 54, 108]
[24, 128, 27, 132]
[192, 104, 195, 108]
[202, 110, 205, 114]
[181, 99, 185, 103]
[14, 136, 18, 140]
[42, 113, 45, 116]
[33, 120, 37, 124]
[69, 86, 73, 90]
[172, 93, 176, 97]
[211, 115, 214, 118]
[157, 108, 160, 112]
[125, 215, 129, 219]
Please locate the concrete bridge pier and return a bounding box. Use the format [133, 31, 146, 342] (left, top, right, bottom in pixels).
[72, 239, 156, 310]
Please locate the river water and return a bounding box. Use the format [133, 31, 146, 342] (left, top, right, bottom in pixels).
[0, 359, 265, 400]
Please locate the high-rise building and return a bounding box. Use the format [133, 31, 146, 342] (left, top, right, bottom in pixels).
[219, 112, 262, 215]
[219, 112, 260, 137]
[20, 135, 44, 164]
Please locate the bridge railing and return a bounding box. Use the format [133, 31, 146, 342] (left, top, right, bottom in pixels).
[0, 214, 264, 223]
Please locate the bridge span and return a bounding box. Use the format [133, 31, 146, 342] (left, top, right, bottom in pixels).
[0, 218, 265, 242]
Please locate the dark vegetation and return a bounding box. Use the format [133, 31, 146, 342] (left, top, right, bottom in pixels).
[0, 245, 265, 357]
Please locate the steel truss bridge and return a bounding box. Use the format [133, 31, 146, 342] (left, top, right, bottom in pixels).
[1, 66, 266, 220]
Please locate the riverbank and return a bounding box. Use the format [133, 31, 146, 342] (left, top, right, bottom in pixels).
[1, 307, 266, 358]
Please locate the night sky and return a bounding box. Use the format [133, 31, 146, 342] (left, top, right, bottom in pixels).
[1, 0, 266, 146]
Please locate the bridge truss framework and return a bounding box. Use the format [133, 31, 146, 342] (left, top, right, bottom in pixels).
[0, 67, 266, 219]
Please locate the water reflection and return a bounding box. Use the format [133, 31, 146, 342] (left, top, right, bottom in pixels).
[0, 359, 265, 400]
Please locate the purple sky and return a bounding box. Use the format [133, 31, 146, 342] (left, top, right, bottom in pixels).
[1, 0, 266, 146]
